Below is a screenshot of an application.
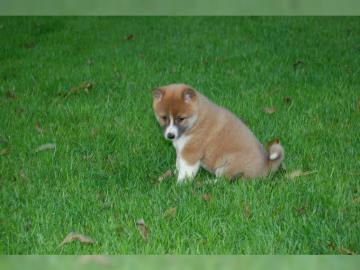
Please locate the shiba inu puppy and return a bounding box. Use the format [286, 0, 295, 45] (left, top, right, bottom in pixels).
[152, 83, 284, 183]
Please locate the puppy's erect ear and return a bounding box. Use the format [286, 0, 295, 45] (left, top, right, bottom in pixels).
[182, 87, 197, 103]
[152, 88, 164, 102]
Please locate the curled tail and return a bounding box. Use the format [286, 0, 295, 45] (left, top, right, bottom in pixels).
[267, 139, 285, 173]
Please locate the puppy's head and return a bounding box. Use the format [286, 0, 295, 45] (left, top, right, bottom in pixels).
[152, 84, 198, 141]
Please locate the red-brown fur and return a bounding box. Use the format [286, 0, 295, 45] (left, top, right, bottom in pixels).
[153, 84, 284, 180]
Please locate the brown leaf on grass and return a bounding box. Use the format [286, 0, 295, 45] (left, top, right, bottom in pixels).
[35, 121, 44, 134]
[80, 82, 93, 93]
[0, 148, 9, 156]
[283, 96, 292, 104]
[79, 255, 111, 265]
[158, 169, 173, 182]
[163, 207, 177, 219]
[58, 82, 93, 97]
[136, 218, 149, 240]
[286, 169, 318, 180]
[202, 194, 212, 202]
[338, 247, 356, 255]
[59, 232, 95, 246]
[35, 143, 56, 152]
[327, 242, 356, 255]
[243, 205, 252, 218]
[4, 90, 17, 100]
[293, 60, 305, 70]
[263, 107, 277, 114]
[125, 34, 135, 41]
[327, 242, 336, 250]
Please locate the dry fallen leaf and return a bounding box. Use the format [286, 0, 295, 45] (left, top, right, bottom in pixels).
[4, 90, 17, 100]
[202, 194, 212, 202]
[338, 247, 355, 255]
[136, 218, 149, 240]
[0, 148, 9, 156]
[328, 242, 336, 250]
[35, 143, 56, 152]
[126, 34, 135, 41]
[293, 60, 305, 70]
[286, 169, 318, 180]
[263, 107, 277, 114]
[59, 232, 95, 246]
[158, 169, 173, 182]
[58, 82, 93, 97]
[80, 82, 93, 93]
[35, 121, 44, 134]
[243, 205, 252, 218]
[163, 207, 177, 219]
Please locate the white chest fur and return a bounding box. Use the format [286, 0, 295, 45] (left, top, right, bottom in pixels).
[172, 135, 190, 154]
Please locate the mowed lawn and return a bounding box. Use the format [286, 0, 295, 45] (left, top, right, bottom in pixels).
[0, 17, 359, 254]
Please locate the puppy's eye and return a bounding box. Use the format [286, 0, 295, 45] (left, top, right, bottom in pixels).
[161, 116, 168, 121]
[175, 117, 186, 123]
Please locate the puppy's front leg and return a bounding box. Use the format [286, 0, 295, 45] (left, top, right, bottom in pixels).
[177, 157, 200, 184]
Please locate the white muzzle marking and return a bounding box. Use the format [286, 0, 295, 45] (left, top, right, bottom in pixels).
[164, 116, 178, 140]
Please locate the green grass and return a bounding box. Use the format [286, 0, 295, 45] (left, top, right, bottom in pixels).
[0, 17, 359, 254]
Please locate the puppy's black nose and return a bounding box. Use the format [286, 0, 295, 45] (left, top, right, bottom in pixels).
[167, 133, 175, 139]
